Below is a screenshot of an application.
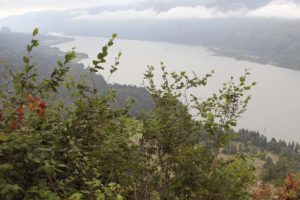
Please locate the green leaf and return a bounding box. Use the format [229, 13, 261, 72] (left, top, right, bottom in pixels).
[25, 65, 34, 73]
[27, 45, 33, 52]
[64, 50, 76, 64]
[97, 53, 104, 60]
[240, 77, 246, 83]
[23, 56, 29, 64]
[112, 33, 117, 39]
[69, 192, 83, 200]
[102, 46, 108, 53]
[57, 61, 63, 67]
[207, 112, 214, 121]
[90, 68, 98, 73]
[33, 28, 39, 36]
[93, 60, 100, 65]
[95, 192, 105, 200]
[31, 39, 39, 47]
[107, 41, 114, 46]
[0, 132, 8, 142]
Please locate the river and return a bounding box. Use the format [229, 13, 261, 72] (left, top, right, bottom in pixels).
[53, 35, 300, 142]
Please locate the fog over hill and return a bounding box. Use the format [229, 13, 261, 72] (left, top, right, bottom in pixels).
[137, 0, 273, 10]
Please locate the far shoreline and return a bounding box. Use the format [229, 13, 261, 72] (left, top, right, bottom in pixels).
[51, 33, 298, 72]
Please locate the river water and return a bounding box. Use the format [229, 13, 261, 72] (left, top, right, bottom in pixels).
[53, 36, 300, 142]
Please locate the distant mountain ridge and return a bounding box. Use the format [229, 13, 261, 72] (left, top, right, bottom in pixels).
[1, 0, 300, 70]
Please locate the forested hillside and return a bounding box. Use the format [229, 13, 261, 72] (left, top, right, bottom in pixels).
[222, 129, 300, 185]
[0, 28, 153, 116]
[0, 29, 300, 200]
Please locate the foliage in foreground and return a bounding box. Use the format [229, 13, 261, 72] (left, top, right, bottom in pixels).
[251, 174, 300, 200]
[0, 29, 258, 199]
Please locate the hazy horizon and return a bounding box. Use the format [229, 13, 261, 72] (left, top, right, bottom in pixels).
[1, 0, 300, 20]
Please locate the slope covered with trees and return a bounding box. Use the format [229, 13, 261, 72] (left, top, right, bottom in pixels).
[223, 129, 300, 185]
[0, 29, 153, 116]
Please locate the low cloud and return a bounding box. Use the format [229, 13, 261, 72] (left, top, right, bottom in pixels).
[157, 6, 246, 19]
[247, 0, 300, 19]
[74, 0, 300, 20]
[74, 6, 246, 20]
[75, 9, 157, 20]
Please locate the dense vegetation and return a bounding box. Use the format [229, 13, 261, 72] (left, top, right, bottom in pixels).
[223, 129, 300, 185]
[0, 29, 299, 200]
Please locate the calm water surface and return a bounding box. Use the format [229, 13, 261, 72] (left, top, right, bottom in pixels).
[53, 36, 300, 142]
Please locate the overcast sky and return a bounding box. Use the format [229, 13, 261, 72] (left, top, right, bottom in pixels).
[75, 0, 300, 20]
[1, 0, 300, 20]
[0, 0, 140, 18]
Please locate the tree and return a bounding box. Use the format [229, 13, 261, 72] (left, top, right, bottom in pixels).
[261, 157, 276, 182]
